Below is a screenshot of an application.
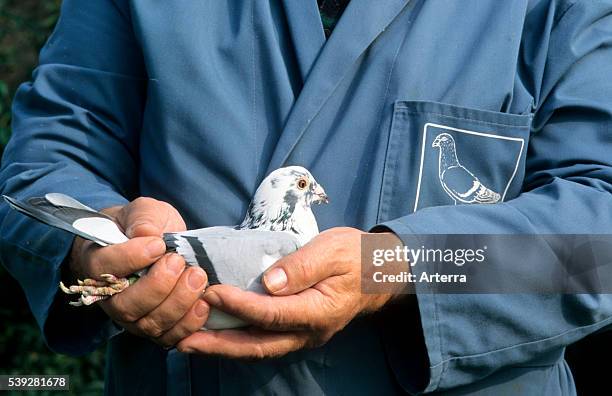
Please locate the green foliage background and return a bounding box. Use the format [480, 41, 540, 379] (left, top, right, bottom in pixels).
[0, 1, 105, 394]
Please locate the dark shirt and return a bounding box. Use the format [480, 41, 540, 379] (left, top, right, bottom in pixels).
[318, 0, 350, 37]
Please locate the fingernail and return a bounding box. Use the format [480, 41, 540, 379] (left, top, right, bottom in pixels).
[146, 238, 166, 258]
[194, 300, 208, 317]
[167, 254, 183, 275]
[188, 269, 206, 290]
[263, 267, 287, 293]
[204, 291, 222, 307]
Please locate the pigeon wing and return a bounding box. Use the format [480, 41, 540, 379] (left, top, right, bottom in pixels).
[164, 228, 301, 330]
[3, 194, 127, 246]
[164, 228, 301, 290]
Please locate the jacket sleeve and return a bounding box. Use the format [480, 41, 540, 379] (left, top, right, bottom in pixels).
[0, 0, 146, 356]
[376, 0, 612, 392]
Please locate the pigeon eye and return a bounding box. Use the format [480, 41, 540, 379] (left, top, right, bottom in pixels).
[297, 178, 308, 190]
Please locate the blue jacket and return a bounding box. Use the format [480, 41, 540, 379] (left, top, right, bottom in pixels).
[1, 0, 612, 394]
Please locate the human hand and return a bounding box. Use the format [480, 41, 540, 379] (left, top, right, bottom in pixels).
[176, 227, 403, 358]
[67, 197, 209, 347]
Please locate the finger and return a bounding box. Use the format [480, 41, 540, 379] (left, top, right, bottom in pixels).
[262, 238, 347, 295]
[84, 236, 167, 277]
[135, 266, 208, 338]
[100, 253, 185, 322]
[117, 197, 186, 238]
[202, 284, 325, 330]
[99, 205, 124, 219]
[177, 328, 309, 359]
[155, 299, 210, 347]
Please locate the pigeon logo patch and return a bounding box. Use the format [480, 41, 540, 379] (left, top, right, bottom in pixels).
[414, 123, 524, 211]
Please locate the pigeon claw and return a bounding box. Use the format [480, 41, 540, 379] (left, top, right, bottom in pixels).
[59, 274, 130, 306]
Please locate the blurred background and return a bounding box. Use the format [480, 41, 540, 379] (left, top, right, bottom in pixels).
[0, 1, 609, 395]
[0, 1, 105, 394]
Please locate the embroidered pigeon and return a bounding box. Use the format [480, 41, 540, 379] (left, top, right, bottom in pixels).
[3, 166, 328, 329]
[432, 133, 501, 205]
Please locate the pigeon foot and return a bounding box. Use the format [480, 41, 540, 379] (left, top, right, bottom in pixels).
[59, 274, 130, 306]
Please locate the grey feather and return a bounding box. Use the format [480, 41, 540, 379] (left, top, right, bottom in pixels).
[2, 194, 127, 246]
[164, 228, 300, 290]
[164, 227, 301, 329]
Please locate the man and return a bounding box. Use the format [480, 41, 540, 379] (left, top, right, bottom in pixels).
[1, 0, 612, 394]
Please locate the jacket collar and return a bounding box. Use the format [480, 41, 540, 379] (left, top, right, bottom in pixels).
[268, 0, 411, 172]
[281, 0, 326, 82]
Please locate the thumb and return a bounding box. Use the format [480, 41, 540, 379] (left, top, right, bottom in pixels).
[118, 197, 186, 238]
[262, 245, 343, 296]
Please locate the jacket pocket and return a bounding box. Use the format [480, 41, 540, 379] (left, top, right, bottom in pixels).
[378, 101, 532, 223]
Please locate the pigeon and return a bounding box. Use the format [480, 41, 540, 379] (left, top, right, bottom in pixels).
[432, 133, 501, 205]
[3, 166, 328, 329]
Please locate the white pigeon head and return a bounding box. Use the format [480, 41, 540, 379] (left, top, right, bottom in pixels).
[432, 133, 455, 149]
[239, 166, 328, 243]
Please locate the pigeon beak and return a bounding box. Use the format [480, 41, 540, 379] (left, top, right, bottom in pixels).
[432, 139, 440, 148]
[313, 184, 329, 204]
